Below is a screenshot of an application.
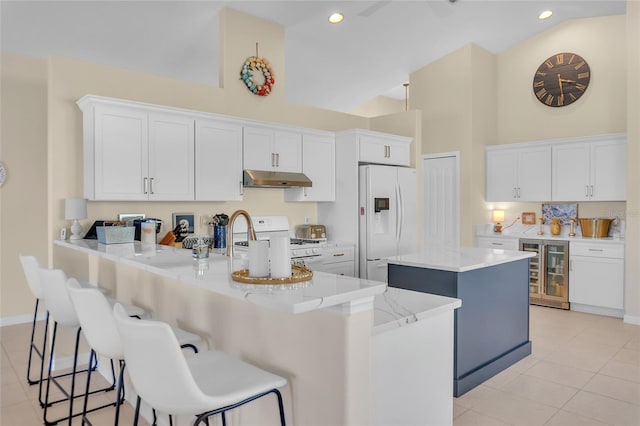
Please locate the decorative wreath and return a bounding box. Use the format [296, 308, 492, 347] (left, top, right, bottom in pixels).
[240, 56, 275, 96]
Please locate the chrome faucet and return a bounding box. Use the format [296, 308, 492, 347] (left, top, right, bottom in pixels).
[226, 210, 257, 258]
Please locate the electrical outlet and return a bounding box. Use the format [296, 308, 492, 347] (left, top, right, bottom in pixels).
[304, 217, 310, 224]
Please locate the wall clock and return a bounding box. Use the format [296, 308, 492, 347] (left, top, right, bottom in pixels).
[532, 52, 591, 107]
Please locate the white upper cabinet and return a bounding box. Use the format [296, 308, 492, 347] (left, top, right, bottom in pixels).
[552, 135, 626, 201]
[285, 132, 335, 202]
[358, 131, 411, 166]
[486, 145, 551, 202]
[243, 126, 302, 173]
[81, 99, 194, 201]
[195, 119, 243, 201]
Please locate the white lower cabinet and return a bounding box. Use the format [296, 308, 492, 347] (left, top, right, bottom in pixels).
[476, 236, 519, 250]
[569, 241, 624, 317]
[195, 119, 243, 200]
[318, 245, 355, 277]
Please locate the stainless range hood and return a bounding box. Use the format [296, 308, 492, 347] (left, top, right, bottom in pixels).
[243, 169, 312, 188]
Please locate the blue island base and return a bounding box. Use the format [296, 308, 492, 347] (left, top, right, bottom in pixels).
[455, 340, 531, 397]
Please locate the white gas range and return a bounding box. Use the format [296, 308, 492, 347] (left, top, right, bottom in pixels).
[231, 216, 327, 269]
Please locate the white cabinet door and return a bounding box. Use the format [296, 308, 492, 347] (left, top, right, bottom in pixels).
[518, 146, 551, 201]
[285, 133, 335, 202]
[274, 130, 302, 172]
[552, 142, 591, 201]
[243, 126, 274, 170]
[148, 113, 194, 201]
[243, 126, 302, 172]
[359, 132, 411, 166]
[93, 105, 149, 200]
[590, 140, 626, 201]
[195, 119, 243, 201]
[570, 256, 624, 310]
[486, 149, 518, 201]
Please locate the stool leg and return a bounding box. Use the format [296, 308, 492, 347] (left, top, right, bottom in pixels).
[81, 349, 96, 425]
[114, 361, 126, 426]
[133, 396, 141, 426]
[274, 389, 286, 426]
[37, 311, 50, 407]
[27, 299, 42, 385]
[42, 321, 58, 425]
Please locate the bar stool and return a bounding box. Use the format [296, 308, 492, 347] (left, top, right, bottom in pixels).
[38, 268, 150, 425]
[113, 303, 287, 426]
[19, 255, 111, 408]
[67, 279, 204, 426]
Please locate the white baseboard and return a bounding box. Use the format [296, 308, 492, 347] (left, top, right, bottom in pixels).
[570, 303, 624, 318]
[0, 312, 46, 327]
[623, 314, 640, 325]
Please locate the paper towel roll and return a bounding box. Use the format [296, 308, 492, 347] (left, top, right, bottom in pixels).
[248, 240, 269, 277]
[269, 237, 291, 278]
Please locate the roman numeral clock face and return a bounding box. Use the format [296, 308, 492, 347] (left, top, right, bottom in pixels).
[533, 52, 591, 107]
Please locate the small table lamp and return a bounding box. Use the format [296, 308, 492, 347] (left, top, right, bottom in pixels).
[492, 210, 505, 233]
[65, 198, 88, 240]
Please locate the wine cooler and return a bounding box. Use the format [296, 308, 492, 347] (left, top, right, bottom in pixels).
[519, 239, 569, 309]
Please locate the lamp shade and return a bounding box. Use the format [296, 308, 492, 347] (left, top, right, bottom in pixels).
[492, 210, 505, 223]
[65, 198, 88, 220]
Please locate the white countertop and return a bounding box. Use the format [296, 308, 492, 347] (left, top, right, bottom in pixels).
[387, 246, 535, 273]
[372, 287, 461, 335]
[475, 224, 625, 245]
[55, 239, 386, 315]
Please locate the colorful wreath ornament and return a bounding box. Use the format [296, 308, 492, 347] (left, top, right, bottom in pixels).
[240, 56, 275, 96]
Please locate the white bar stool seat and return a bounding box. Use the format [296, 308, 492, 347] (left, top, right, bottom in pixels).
[67, 280, 205, 425]
[113, 303, 287, 426]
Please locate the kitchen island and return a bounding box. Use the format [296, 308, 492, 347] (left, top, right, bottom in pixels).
[54, 239, 460, 425]
[387, 247, 535, 397]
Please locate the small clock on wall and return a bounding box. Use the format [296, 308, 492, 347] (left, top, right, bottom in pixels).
[532, 52, 591, 107]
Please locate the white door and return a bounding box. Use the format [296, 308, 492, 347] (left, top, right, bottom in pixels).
[366, 259, 389, 283]
[274, 130, 302, 172]
[423, 153, 459, 250]
[243, 126, 274, 170]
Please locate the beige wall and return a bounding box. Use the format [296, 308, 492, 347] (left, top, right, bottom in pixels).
[1, 52, 48, 320]
[350, 95, 404, 118]
[625, 2, 640, 322]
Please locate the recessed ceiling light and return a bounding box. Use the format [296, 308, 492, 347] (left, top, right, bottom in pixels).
[539, 10, 553, 20]
[328, 12, 344, 24]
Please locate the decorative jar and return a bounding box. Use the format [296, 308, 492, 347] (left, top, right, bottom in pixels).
[550, 218, 562, 236]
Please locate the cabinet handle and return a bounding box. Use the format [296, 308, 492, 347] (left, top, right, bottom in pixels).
[333, 253, 345, 257]
[239, 181, 244, 196]
[590, 185, 594, 197]
[276, 153, 280, 167]
[491, 242, 504, 246]
[303, 187, 308, 197]
[143, 177, 148, 194]
[513, 188, 517, 198]
[387, 145, 391, 158]
[517, 187, 521, 198]
[149, 178, 154, 194]
[585, 185, 589, 197]
[588, 248, 604, 252]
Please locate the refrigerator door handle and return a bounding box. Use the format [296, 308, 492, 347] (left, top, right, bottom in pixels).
[397, 183, 404, 244]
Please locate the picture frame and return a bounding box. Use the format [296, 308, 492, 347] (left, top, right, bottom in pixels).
[521, 212, 536, 225]
[118, 213, 145, 221]
[172, 212, 195, 234]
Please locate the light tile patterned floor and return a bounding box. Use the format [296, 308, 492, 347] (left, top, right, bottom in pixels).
[454, 306, 640, 426]
[2, 305, 639, 425]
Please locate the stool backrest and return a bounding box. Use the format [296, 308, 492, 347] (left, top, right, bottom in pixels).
[67, 279, 123, 360]
[39, 268, 79, 328]
[113, 303, 211, 415]
[20, 255, 44, 299]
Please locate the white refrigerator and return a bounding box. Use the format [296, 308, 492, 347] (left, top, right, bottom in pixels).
[359, 165, 417, 282]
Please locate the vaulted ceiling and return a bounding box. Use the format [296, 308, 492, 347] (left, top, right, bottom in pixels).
[1, 1, 626, 112]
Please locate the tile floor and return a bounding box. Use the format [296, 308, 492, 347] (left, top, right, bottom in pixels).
[1, 305, 639, 425]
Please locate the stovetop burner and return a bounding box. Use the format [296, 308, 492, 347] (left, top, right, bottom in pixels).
[235, 238, 326, 247]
